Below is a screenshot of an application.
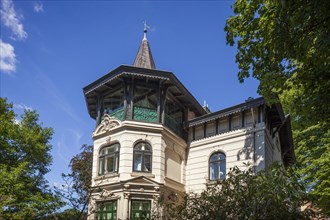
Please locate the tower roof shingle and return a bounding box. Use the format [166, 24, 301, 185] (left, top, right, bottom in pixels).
[133, 23, 156, 69]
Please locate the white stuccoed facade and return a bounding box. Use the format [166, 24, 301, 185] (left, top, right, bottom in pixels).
[85, 103, 292, 219]
[88, 119, 188, 219]
[83, 29, 294, 220]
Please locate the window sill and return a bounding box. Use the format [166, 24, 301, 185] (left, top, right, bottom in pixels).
[131, 172, 155, 178]
[95, 173, 120, 181]
[206, 179, 225, 186]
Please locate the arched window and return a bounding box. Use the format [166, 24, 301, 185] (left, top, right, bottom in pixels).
[209, 152, 226, 180]
[133, 142, 152, 172]
[99, 143, 120, 175]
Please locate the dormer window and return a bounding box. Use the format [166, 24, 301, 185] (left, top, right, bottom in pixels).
[133, 142, 152, 172]
[99, 143, 120, 175]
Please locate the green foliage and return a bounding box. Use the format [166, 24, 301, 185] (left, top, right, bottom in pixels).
[69, 144, 93, 203]
[225, 0, 330, 110]
[280, 80, 330, 214]
[55, 145, 92, 218]
[40, 208, 82, 220]
[225, 0, 330, 215]
[0, 98, 62, 219]
[293, 121, 330, 213]
[165, 164, 314, 220]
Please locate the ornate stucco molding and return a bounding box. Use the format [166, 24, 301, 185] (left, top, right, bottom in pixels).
[93, 114, 122, 137]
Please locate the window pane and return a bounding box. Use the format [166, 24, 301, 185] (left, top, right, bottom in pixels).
[105, 203, 112, 210]
[134, 153, 142, 171]
[144, 144, 151, 151]
[107, 144, 119, 153]
[144, 154, 152, 172]
[135, 142, 152, 151]
[106, 155, 114, 173]
[220, 160, 226, 179]
[220, 153, 226, 161]
[100, 144, 119, 156]
[142, 201, 151, 210]
[215, 162, 219, 179]
[114, 154, 118, 172]
[132, 202, 139, 210]
[107, 146, 115, 154]
[99, 158, 104, 175]
[135, 145, 142, 150]
[210, 154, 219, 162]
[210, 162, 215, 180]
[106, 213, 112, 219]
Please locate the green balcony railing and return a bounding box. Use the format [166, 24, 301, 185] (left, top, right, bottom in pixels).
[109, 107, 125, 121]
[101, 106, 187, 139]
[164, 114, 186, 138]
[133, 106, 158, 123]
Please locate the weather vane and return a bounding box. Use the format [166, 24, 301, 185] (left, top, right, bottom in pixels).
[143, 20, 150, 40]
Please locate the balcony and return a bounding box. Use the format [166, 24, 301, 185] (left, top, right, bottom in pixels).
[133, 106, 158, 123]
[101, 106, 186, 140]
[108, 107, 125, 121]
[164, 114, 186, 139]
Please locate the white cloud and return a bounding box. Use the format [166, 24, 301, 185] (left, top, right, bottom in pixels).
[56, 140, 70, 164]
[56, 129, 82, 164]
[0, 0, 27, 40]
[69, 129, 83, 146]
[38, 73, 85, 124]
[13, 103, 33, 111]
[33, 2, 44, 13]
[0, 39, 16, 73]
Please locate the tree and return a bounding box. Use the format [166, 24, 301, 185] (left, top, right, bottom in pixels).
[164, 164, 315, 219]
[55, 145, 93, 220]
[40, 209, 82, 220]
[225, 0, 330, 214]
[0, 98, 62, 219]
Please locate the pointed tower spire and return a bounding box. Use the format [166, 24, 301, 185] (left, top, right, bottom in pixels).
[133, 21, 156, 69]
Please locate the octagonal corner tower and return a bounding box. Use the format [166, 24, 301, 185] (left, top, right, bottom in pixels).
[83, 28, 207, 220]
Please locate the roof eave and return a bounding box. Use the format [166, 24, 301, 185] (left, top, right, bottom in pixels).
[186, 97, 265, 127]
[279, 115, 296, 166]
[83, 65, 207, 117]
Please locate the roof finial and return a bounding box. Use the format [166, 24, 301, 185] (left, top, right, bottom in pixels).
[143, 20, 150, 41]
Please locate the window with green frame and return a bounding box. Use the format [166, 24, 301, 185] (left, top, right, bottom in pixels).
[96, 201, 117, 220]
[131, 200, 151, 220]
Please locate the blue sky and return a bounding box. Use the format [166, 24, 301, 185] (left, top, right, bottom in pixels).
[0, 0, 259, 188]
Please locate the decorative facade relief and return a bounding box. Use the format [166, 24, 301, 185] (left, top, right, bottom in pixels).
[93, 114, 122, 136]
